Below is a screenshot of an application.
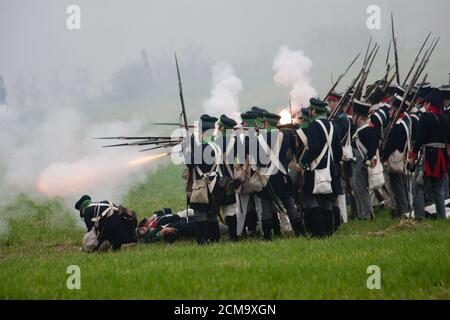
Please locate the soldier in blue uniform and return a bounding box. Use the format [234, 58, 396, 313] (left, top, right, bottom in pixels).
[185, 114, 221, 244]
[298, 98, 342, 237]
[233, 110, 262, 238]
[382, 95, 413, 218]
[409, 88, 450, 219]
[137, 209, 197, 243]
[215, 114, 239, 241]
[439, 85, 450, 198]
[350, 100, 379, 220]
[328, 91, 351, 227]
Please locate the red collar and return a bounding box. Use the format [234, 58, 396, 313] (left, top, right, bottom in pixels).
[427, 105, 441, 114]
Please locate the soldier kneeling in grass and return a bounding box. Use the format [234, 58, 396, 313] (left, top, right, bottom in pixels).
[75, 195, 138, 252]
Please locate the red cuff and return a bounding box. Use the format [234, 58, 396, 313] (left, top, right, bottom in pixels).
[409, 151, 418, 160]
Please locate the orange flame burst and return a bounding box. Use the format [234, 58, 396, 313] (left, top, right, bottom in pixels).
[278, 109, 292, 125]
[36, 152, 170, 198]
[128, 152, 169, 166]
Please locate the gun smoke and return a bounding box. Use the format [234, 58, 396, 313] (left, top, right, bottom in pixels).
[203, 62, 243, 122]
[273, 46, 317, 111]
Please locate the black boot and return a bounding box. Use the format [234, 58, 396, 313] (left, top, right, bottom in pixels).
[303, 208, 312, 235]
[196, 221, 209, 245]
[290, 218, 307, 237]
[272, 211, 282, 237]
[225, 215, 238, 241]
[208, 221, 220, 243]
[244, 208, 258, 236]
[261, 219, 273, 241]
[309, 207, 325, 238]
[333, 206, 341, 232]
[323, 210, 334, 237]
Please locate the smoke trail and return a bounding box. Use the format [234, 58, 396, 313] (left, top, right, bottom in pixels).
[0, 94, 171, 239]
[203, 62, 243, 122]
[273, 46, 317, 111]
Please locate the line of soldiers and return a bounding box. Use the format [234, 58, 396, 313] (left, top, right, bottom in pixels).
[183, 82, 450, 244]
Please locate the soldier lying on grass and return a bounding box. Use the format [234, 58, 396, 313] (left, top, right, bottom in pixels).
[137, 208, 197, 243]
[137, 208, 230, 243]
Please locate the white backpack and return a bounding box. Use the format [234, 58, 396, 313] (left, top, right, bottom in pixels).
[342, 117, 354, 162]
[311, 120, 334, 195]
[352, 124, 385, 190]
[387, 118, 411, 174]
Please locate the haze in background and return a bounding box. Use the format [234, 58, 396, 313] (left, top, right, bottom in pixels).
[0, 0, 449, 236]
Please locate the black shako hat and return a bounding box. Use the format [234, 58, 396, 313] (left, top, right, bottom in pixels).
[266, 112, 281, 122]
[352, 100, 371, 117]
[75, 195, 91, 211]
[411, 82, 432, 99]
[438, 85, 450, 101]
[309, 98, 328, 113]
[392, 94, 411, 110]
[199, 114, 218, 131]
[219, 114, 237, 129]
[366, 86, 386, 104]
[422, 88, 444, 109]
[386, 83, 405, 97]
[240, 111, 258, 120]
[251, 106, 269, 118]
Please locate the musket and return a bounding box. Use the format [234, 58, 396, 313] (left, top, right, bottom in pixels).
[289, 100, 293, 124]
[175, 54, 190, 136]
[385, 39, 392, 67]
[381, 73, 427, 150]
[322, 52, 361, 102]
[266, 180, 287, 214]
[409, 73, 428, 108]
[102, 138, 182, 148]
[151, 122, 195, 128]
[402, 32, 431, 87]
[384, 40, 392, 81]
[94, 136, 175, 140]
[365, 64, 394, 101]
[328, 45, 377, 120]
[381, 36, 439, 148]
[363, 37, 372, 66]
[391, 12, 400, 84]
[329, 70, 363, 120]
[353, 43, 379, 101]
[415, 37, 439, 84]
[139, 143, 181, 152]
[382, 71, 397, 92]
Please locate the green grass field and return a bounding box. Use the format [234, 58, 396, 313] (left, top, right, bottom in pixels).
[0, 164, 449, 299]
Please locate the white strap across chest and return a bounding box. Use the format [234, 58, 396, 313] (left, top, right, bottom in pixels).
[352, 124, 370, 156]
[311, 119, 334, 171]
[257, 131, 287, 175]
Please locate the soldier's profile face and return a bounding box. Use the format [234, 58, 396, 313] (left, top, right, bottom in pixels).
[327, 99, 338, 110]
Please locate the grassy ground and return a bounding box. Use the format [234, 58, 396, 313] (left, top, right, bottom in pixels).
[0, 165, 449, 299]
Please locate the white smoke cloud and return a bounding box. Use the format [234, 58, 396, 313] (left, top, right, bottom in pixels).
[203, 62, 243, 122]
[0, 92, 170, 238]
[273, 46, 317, 111]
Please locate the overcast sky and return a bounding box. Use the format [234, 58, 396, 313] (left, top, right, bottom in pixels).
[1, 0, 449, 107]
